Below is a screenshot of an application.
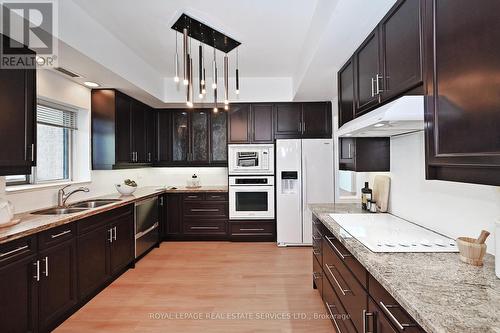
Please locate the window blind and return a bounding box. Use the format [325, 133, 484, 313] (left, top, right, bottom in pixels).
[37, 102, 78, 130]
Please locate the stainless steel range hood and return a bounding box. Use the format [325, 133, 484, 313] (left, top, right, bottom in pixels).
[337, 96, 424, 137]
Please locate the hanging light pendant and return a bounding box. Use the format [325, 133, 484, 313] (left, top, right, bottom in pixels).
[212, 46, 217, 90]
[174, 32, 180, 83]
[183, 28, 189, 86]
[187, 37, 194, 107]
[198, 44, 203, 98]
[235, 47, 240, 95]
[224, 54, 229, 108]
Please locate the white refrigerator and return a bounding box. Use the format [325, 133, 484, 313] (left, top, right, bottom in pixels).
[276, 139, 335, 246]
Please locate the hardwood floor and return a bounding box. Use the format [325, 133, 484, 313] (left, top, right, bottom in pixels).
[56, 242, 333, 333]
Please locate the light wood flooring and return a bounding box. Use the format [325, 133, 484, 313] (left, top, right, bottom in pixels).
[56, 242, 333, 333]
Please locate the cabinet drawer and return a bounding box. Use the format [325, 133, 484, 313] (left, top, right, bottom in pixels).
[77, 205, 133, 235]
[313, 255, 323, 297]
[205, 193, 228, 201]
[230, 221, 275, 236]
[369, 275, 422, 332]
[183, 220, 227, 235]
[323, 273, 357, 333]
[324, 234, 367, 288]
[0, 235, 37, 267]
[183, 193, 205, 201]
[323, 236, 367, 333]
[38, 223, 76, 250]
[183, 202, 228, 218]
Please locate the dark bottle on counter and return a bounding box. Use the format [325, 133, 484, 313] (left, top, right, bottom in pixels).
[361, 182, 372, 210]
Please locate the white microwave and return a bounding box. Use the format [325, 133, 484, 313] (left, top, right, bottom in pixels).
[228, 144, 274, 175]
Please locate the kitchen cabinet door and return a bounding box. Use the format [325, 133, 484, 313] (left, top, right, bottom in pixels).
[114, 92, 133, 164]
[77, 226, 110, 300]
[0, 36, 36, 176]
[165, 195, 183, 237]
[302, 102, 332, 138]
[144, 108, 156, 163]
[380, 0, 423, 101]
[228, 104, 251, 143]
[339, 138, 355, 170]
[171, 110, 190, 163]
[355, 29, 381, 115]
[338, 59, 355, 128]
[108, 214, 134, 276]
[38, 239, 77, 332]
[367, 298, 398, 333]
[210, 111, 227, 163]
[339, 138, 390, 172]
[131, 100, 147, 163]
[156, 110, 171, 164]
[274, 103, 302, 138]
[190, 110, 210, 163]
[251, 104, 274, 143]
[424, 0, 500, 186]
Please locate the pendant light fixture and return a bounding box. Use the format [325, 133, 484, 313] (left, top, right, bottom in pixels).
[235, 47, 240, 95]
[224, 54, 229, 107]
[174, 32, 179, 83]
[198, 44, 203, 98]
[187, 37, 194, 107]
[182, 28, 189, 86]
[213, 46, 218, 112]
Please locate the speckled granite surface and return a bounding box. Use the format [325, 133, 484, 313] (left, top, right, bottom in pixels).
[310, 203, 500, 333]
[0, 185, 228, 244]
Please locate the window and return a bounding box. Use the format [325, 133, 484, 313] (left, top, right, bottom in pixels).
[6, 101, 77, 186]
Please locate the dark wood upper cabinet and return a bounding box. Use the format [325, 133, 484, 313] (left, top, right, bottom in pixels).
[302, 102, 332, 138]
[0, 35, 36, 176]
[228, 104, 251, 143]
[424, 0, 500, 186]
[91, 89, 153, 169]
[156, 110, 171, 163]
[274, 103, 302, 137]
[380, 0, 424, 102]
[210, 111, 228, 163]
[338, 59, 355, 128]
[190, 110, 210, 163]
[251, 104, 274, 143]
[339, 137, 390, 172]
[355, 29, 381, 115]
[145, 107, 156, 163]
[171, 110, 189, 163]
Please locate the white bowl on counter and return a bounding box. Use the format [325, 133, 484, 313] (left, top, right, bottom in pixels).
[115, 184, 137, 196]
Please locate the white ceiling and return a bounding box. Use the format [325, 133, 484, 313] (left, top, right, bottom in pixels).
[71, 0, 319, 78]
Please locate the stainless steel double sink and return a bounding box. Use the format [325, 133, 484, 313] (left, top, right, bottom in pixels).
[32, 199, 121, 215]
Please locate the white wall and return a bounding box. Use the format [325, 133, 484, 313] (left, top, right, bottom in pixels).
[0, 70, 228, 214]
[379, 132, 500, 254]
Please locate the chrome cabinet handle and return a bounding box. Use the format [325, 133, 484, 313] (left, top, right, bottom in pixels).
[312, 272, 322, 280]
[31, 143, 35, 162]
[148, 152, 152, 162]
[348, 143, 352, 159]
[51, 230, 71, 239]
[379, 302, 414, 330]
[191, 209, 219, 212]
[113, 226, 117, 241]
[376, 74, 383, 94]
[325, 237, 351, 260]
[325, 302, 343, 333]
[240, 228, 265, 231]
[108, 228, 113, 243]
[33, 260, 40, 281]
[371, 77, 375, 97]
[0, 245, 29, 258]
[190, 226, 219, 230]
[312, 235, 322, 241]
[363, 310, 375, 333]
[325, 264, 351, 296]
[187, 195, 199, 199]
[42, 256, 49, 277]
[313, 249, 321, 256]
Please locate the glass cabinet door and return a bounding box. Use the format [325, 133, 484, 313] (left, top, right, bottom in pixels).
[190, 110, 209, 163]
[211, 111, 227, 163]
[171, 110, 189, 162]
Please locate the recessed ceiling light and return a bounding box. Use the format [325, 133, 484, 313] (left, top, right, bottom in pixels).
[345, 134, 352, 137]
[83, 81, 100, 88]
[374, 123, 385, 128]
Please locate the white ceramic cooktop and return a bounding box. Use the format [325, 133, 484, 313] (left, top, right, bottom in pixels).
[330, 213, 459, 253]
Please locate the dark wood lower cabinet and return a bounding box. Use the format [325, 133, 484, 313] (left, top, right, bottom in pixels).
[313, 219, 425, 333]
[108, 215, 135, 275]
[228, 220, 276, 242]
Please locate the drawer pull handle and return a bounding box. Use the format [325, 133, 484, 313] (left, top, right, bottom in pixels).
[313, 249, 321, 256]
[379, 302, 415, 331]
[0, 245, 29, 258]
[325, 236, 351, 260]
[187, 195, 199, 199]
[312, 272, 321, 280]
[325, 302, 343, 333]
[363, 309, 376, 333]
[312, 235, 322, 241]
[325, 264, 351, 296]
[50, 230, 71, 239]
[190, 209, 219, 212]
[240, 228, 265, 231]
[190, 226, 220, 230]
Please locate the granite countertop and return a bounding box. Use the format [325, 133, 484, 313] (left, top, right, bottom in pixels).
[0, 185, 228, 244]
[310, 203, 500, 333]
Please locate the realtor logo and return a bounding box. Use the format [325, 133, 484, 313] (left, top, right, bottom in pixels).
[0, 0, 58, 68]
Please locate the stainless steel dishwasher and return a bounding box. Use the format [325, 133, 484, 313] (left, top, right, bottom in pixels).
[135, 197, 159, 259]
